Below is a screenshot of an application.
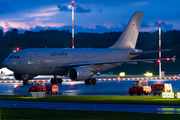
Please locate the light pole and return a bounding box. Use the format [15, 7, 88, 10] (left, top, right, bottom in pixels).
[72, 0, 75, 49]
[158, 21, 161, 79]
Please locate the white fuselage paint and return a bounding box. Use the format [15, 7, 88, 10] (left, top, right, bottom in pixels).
[4, 48, 132, 75]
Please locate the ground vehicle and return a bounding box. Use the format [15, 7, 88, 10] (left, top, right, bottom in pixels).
[151, 84, 172, 96]
[129, 81, 151, 96]
[46, 85, 59, 94]
[28, 81, 59, 94]
[28, 81, 46, 92]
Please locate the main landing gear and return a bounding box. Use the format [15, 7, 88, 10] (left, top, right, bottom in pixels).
[85, 78, 96, 85]
[50, 75, 62, 84]
[23, 75, 29, 85]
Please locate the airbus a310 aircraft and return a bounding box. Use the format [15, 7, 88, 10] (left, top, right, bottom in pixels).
[3, 11, 175, 85]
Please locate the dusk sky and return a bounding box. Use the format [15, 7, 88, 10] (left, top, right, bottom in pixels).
[0, 0, 179, 33]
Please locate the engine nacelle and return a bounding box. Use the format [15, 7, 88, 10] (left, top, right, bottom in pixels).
[68, 67, 94, 80]
[14, 73, 36, 80]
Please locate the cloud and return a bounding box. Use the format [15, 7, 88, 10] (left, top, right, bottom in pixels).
[11, 25, 123, 34]
[75, 5, 91, 13]
[58, 4, 71, 12]
[58, 4, 91, 13]
[154, 21, 174, 31]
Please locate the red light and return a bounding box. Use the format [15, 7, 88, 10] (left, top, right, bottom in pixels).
[157, 60, 161, 63]
[16, 47, 20, 51]
[166, 58, 170, 61]
[159, 21, 161, 24]
[72, 0, 74, 3]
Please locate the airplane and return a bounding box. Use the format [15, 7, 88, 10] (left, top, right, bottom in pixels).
[0, 67, 14, 79]
[3, 11, 175, 85]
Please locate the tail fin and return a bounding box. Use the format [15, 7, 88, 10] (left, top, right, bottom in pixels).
[109, 11, 144, 49]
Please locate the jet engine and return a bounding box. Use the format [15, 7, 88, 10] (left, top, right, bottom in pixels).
[68, 67, 94, 80]
[14, 73, 36, 80]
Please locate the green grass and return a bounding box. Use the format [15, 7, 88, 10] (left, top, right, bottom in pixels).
[0, 107, 180, 120]
[1, 95, 180, 106]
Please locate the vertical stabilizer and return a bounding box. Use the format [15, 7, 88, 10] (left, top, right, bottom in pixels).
[109, 11, 144, 49]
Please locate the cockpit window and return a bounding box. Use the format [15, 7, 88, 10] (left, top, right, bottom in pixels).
[9, 56, 20, 59]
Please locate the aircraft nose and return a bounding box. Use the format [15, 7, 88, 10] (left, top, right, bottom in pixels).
[3, 59, 10, 68]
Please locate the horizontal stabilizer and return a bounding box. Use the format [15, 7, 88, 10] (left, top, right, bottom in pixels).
[126, 62, 137, 64]
[142, 61, 154, 63]
[129, 49, 171, 55]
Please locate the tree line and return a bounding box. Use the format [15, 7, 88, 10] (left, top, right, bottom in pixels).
[0, 29, 179, 74]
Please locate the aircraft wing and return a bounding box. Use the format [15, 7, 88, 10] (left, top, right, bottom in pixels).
[129, 49, 171, 55]
[57, 56, 176, 68]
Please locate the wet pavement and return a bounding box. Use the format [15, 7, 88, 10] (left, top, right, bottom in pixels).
[1, 100, 180, 114]
[1, 77, 180, 113]
[0, 77, 180, 96]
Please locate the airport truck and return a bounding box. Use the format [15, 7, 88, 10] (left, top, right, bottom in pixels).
[129, 81, 151, 96]
[46, 85, 59, 94]
[151, 84, 172, 96]
[28, 81, 59, 94]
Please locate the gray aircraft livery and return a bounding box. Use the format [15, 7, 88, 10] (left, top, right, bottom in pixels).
[3, 11, 175, 85]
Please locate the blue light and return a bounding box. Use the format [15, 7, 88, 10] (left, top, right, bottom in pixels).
[97, 72, 101, 76]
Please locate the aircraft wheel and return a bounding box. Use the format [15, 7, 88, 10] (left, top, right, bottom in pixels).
[89, 79, 92, 84]
[55, 79, 58, 84]
[137, 91, 141, 96]
[23, 80, 29, 85]
[129, 91, 133, 96]
[51, 78, 55, 84]
[92, 78, 96, 84]
[85, 80, 89, 85]
[58, 78, 62, 84]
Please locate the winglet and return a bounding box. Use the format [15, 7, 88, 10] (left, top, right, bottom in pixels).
[172, 55, 176, 62]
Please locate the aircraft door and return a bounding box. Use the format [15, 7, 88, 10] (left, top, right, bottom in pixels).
[27, 52, 34, 64]
[67, 55, 72, 63]
[113, 51, 118, 60]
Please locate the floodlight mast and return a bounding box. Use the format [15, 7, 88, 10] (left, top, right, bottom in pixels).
[159, 21, 161, 79]
[72, 0, 75, 49]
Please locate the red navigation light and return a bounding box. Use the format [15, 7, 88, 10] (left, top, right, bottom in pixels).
[72, 0, 74, 3]
[166, 58, 170, 61]
[159, 21, 161, 24]
[157, 60, 161, 63]
[16, 47, 20, 51]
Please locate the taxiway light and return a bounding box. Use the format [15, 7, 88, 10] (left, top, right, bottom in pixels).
[144, 71, 153, 77]
[119, 72, 125, 76]
[97, 72, 101, 76]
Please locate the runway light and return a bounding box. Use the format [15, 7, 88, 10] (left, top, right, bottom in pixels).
[119, 72, 125, 76]
[144, 71, 153, 77]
